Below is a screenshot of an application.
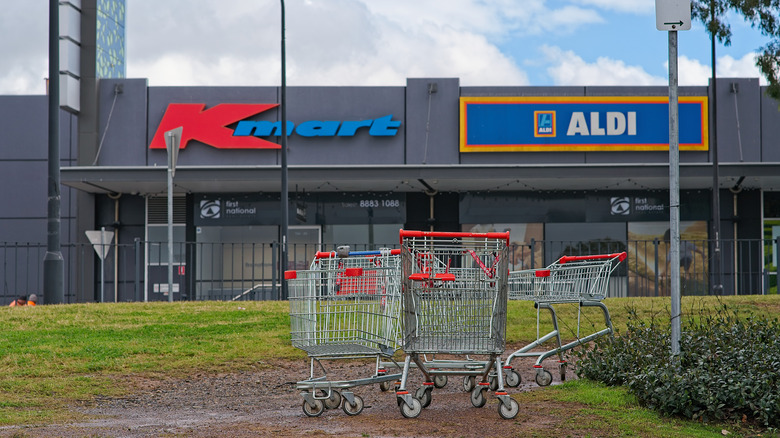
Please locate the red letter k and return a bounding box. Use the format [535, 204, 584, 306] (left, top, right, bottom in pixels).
[149, 103, 280, 150]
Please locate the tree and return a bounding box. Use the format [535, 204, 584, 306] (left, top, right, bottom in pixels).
[692, 0, 780, 100]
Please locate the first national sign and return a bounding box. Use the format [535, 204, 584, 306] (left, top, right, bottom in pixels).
[655, 0, 691, 31]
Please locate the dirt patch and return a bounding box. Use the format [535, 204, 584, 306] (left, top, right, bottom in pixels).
[3, 354, 578, 438]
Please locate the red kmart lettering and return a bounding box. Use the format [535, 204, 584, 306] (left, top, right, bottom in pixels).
[149, 103, 280, 150]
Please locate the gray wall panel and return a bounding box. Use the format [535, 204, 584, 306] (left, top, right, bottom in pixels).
[0, 96, 48, 160]
[95, 79, 149, 166]
[716, 78, 761, 163]
[760, 87, 780, 162]
[0, 219, 48, 243]
[405, 78, 459, 165]
[0, 161, 48, 218]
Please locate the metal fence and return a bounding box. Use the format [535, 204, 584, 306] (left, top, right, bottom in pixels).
[1, 238, 778, 304]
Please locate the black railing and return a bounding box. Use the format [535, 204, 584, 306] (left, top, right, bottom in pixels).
[1, 238, 777, 304]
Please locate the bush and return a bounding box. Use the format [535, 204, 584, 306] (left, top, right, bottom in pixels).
[574, 304, 780, 428]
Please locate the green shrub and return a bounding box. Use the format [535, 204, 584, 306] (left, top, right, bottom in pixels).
[574, 304, 780, 428]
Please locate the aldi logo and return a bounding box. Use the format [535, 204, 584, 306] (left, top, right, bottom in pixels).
[534, 111, 555, 137]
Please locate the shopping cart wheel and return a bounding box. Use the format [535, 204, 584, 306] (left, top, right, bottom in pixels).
[470, 387, 487, 408]
[535, 369, 553, 387]
[322, 390, 341, 409]
[505, 369, 521, 387]
[342, 394, 364, 416]
[400, 397, 422, 418]
[462, 376, 476, 392]
[302, 398, 325, 417]
[559, 362, 568, 381]
[379, 380, 392, 392]
[415, 386, 433, 408]
[489, 375, 498, 391]
[433, 374, 448, 388]
[498, 398, 520, 420]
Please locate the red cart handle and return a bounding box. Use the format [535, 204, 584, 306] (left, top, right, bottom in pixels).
[558, 252, 627, 264]
[314, 249, 400, 259]
[399, 229, 510, 245]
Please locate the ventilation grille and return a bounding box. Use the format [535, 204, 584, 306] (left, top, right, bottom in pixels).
[148, 196, 187, 224]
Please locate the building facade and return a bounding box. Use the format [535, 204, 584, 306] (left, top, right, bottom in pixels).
[2, 5, 780, 304]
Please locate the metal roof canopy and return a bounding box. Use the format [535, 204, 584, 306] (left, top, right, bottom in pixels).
[61, 163, 780, 196]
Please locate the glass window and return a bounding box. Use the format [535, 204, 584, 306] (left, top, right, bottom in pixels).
[544, 222, 627, 265]
[194, 225, 278, 299]
[627, 221, 708, 296]
[462, 223, 543, 270]
[147, 225, 186, 265]
[322, 224, 401, 251]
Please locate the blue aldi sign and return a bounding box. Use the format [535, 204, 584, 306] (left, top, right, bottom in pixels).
[460, 96, 708, 152]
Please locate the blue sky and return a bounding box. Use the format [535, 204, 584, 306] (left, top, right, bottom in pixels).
[0, 0, 772, 94]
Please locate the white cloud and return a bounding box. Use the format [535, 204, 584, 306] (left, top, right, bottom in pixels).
[129, 0, 529, 87]
[573, 0, 654, 14]
[0, 2, 47, 94]
[0, 62, 49, 95]
[718, 53, 766, 83]
[675, 53, 766, 86]
[541, 45, 666, 86]
[540, 46, 766, 87]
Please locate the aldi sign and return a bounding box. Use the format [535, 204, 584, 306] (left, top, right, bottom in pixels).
[460, 96, 708, 152]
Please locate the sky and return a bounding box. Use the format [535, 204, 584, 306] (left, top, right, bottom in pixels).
[0, 0, 773, 95]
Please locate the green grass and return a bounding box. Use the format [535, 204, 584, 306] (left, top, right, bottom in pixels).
[1, 295, 778, 435]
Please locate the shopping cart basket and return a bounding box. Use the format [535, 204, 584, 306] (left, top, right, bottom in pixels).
[286, 248, 403, 417]
[503, 252, 626, 387]
[395, 230, 519, 420]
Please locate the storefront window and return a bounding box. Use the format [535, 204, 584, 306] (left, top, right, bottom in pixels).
[627, 221, 709, 296]
[322, 224, 401, 251]
[147, 225, 186, 265]
[194, 225, 278, 300]
[461, 223, 543, 271]
[544, 222, 627, 265]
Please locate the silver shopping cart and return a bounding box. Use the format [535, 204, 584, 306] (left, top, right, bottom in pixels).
[286, 248, 403, 417]
[395, 230, 519, 420]
[502, 252, 626, 387]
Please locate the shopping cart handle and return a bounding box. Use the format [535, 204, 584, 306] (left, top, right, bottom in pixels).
[409, 272, 456, 281]
[314, 249, 401, 259]
[399, 229, 510, 244]
[558, 252, 627, 264]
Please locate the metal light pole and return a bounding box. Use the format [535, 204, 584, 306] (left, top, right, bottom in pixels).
[668, 29, 682, 356]
[656, 0, 691, 358]
[44, 0, 64, 305]
[280, 0, 289, 300]
[165, 127, 182, 303]
[710, 0, 723, 294]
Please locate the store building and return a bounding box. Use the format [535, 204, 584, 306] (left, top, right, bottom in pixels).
[48, 76, 780, 301]
[2, 2, 780, 304]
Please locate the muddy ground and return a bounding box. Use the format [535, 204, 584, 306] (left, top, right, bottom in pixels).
[2, 354, 576, 438]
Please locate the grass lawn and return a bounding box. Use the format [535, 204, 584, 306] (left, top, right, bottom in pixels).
[1, 295, 777, 436]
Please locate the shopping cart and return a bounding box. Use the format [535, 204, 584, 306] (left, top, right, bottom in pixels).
[502, 252, 626, 387]
[395, 230, 519, 420]
[286, 248, 403, 417]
